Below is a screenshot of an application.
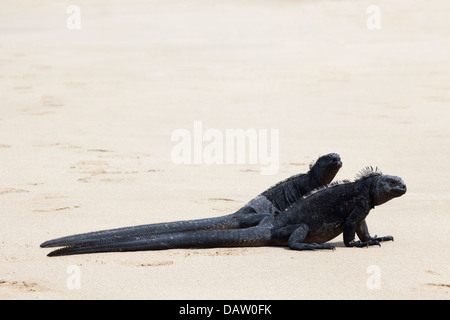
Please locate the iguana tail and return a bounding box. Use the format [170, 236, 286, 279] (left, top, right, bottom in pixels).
[40, 210, 266, 248]
[46, 227, 272, 256]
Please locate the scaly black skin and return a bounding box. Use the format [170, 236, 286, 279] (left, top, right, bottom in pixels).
[40, 153, 342, 250]
[44, 168, 406, 256]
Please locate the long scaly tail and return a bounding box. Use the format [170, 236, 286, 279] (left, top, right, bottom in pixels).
[46, 227, 272, 256]
[40, 211, 267, 248]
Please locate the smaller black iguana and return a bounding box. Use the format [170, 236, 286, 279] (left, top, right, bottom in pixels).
[43, 166, 406, 256]
[40, 153, 341, 249]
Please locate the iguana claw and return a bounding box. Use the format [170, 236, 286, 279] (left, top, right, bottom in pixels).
[348, 239, 381, 248]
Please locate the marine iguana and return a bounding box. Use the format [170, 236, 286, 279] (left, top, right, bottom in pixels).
[43, 167, 406, 256]
[41, 153, 342, 249]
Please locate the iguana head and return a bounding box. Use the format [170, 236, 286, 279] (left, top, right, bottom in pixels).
[374, 174, 407, 206]
[355, 167, 406, 206]
[310, 153, 342, 185]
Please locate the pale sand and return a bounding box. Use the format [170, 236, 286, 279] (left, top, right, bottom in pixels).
[0, 0, 449, 299]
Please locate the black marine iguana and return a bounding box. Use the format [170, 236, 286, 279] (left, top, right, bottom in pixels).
[43, 167, 406, 256]
[41, 153, 342, 250]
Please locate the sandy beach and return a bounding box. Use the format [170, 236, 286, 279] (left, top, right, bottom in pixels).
[1, 0, 449, 299]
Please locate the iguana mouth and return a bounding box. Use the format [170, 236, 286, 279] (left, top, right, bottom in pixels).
[391, 185, 407, 196]
[328, 159, 342, 171]
[334, 159, 342, 168]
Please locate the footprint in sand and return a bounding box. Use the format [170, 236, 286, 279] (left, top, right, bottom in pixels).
[41, 95, 64, 108]
[0, 188, 29, 196]
[32, 194, 80, 213]
[137, 261, 174, 267]
[70, 159, 134, 183]
[70, 160, 110, 175]
[70, 153, 159, 183]
[184, 248, 250, 257]
[207, 198, 237, 202]
[70, 160, 112, 183]
[0, 280, 42, 293]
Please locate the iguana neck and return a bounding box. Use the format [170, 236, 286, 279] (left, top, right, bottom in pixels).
[368, 179, 379, 209]
[309, 167, 324, 189]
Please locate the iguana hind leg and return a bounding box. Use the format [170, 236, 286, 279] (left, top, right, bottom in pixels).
[288, 224, 335, 251]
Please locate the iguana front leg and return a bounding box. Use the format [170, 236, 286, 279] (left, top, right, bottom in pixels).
[287, 224, 335, 251]
[356, 219, 394, 243]
[344, 203, 382, 248]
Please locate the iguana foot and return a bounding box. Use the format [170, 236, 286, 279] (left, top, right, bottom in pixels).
[347, 239, 381, 248]
[290, 243, 335, 251]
